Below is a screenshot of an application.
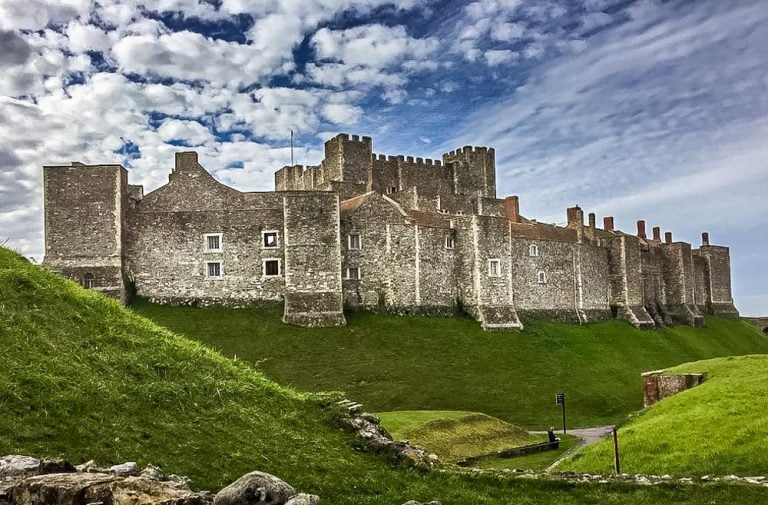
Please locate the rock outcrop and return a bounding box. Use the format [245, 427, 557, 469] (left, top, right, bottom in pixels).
[334, 399, 439, 470]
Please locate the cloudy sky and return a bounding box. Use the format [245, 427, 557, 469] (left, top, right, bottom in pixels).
[1, 0, 766, 315]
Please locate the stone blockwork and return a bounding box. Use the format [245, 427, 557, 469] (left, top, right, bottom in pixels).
[642, 370, 705, 407]
[43, 133, 738, 330]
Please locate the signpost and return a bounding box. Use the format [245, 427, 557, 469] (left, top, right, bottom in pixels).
[555, 392, 567, 434]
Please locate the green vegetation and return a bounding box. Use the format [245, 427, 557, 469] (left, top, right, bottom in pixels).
[473, 434, 581, 471]
[562, 355, 768, 476]
[133, 300, 768, 428]
[4, 246, 768, 504]
[378, 411, 544, 461]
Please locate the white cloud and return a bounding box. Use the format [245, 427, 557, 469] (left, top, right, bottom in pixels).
[157, 119, 214, 146]
[307, 24, 438, 101]
[485, 49, 518, 66]
[321, 103, 363, 125]
[66, 22, 112, 53]
[490, 22, 525, 41]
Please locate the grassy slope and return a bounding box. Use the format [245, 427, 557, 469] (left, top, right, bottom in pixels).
[7, 250, 768, 503]
[132, 300, 768, 428]
[561, 355, 768, 476]
[378, 411, 544, 461]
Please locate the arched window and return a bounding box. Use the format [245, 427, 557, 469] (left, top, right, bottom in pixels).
[537, 271, 547, 284]
[529, 244, 539, 257]
[82, 272, 95, 289]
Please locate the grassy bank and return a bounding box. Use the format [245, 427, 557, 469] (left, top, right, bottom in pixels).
[132, 300, 768, 428]
[378, 411, 544, 461]
[8, 248, 768, 503]
[561, 355, 768, 476]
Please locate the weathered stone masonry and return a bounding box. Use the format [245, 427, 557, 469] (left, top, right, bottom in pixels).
[43, 133, 738, 330]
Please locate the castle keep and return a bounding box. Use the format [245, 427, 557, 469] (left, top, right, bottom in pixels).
[42, 133, 738, 330]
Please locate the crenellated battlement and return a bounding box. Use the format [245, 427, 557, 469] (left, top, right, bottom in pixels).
[372, 153, 443, 167]
[443, 145, 495, 158]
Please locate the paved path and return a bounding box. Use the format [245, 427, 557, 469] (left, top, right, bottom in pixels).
[531, 425, 614, 471]
[564, 425, 614, 446]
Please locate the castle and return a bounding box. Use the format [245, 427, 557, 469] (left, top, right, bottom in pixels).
[42, 133, 738, 330]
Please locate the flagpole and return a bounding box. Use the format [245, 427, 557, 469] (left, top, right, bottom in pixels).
[290, 129, 294, 166]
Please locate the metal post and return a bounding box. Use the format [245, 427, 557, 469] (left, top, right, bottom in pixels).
[612, 426, 621, 474]
[290, 129, 294, 166]
[562, 396, 567, 435]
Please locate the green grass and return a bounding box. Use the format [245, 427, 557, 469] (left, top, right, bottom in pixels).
[5, 247, 768, 504]
[378, 411, 544, 461]
[473, 434, 582, 471]
[561, 354, 768, 477]
[132, 300, 768, 429]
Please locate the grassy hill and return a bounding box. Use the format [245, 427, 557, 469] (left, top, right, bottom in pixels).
[8, 248, 768, 503]
[133, 300, 768, 428]
[561, 355, 768, 476]
[378, 411, 544, 461]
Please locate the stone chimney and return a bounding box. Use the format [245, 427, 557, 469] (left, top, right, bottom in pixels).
[702, 232, 710, 246]
[637, 220, 646, 239]
[652, 226, 661, 242]
[603, 216, 614, 232]
[505, 196, 520, 223]
[567, 206, 584, 227]
[588, 213, 596, 229]
[665, 232, 673, 244]
[174, 151, 199, 173]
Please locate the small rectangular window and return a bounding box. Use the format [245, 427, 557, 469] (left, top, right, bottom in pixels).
[263, 231, 278, 248]
[206, 261, 222, 278]
[346, 267, 361, 280]
[204, 233, 222, 252]
[264, 259, 280, 277]
[488, 259, 501, 277]
[348, 233, 361, 250]
[445, 236, 455, 249]
[538, 271, 548, 284]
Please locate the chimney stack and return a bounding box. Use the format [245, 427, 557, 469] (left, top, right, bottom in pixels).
[665, 232, 673, 244]
[637, 220, 646, 239]
[702, 232, 710, 246]
[567, 206, 584, 227]
[505, 196, 520, 223]
[603, 216, 614, 232]
[588, 213, 596, 229]
[652, 226, 661, 242]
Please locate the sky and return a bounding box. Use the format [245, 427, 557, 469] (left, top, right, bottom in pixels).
[0, 0, 766, 315]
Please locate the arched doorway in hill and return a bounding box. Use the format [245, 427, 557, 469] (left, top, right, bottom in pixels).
[82, 272, 95, 289]
[762, 327, 768, 334]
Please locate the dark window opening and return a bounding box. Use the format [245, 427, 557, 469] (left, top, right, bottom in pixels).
[207, 262, 221, 277]
[82, 273, 95, 289]
[265, 260, 280, 276]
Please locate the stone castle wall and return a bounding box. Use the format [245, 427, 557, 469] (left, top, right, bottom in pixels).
[43, 133, 738, 330]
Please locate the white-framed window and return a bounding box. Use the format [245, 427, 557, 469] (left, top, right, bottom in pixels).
[529, 244, 539, 257]
[206, 261, 222, 278]
[82, 272, 95, 289]
[387, 186, 398, 194]
[537, 271, 548, 284]
[488, 259, 501, 277]
[262, 230, 279, 248]
[346, 267, 361, 280]
[445, 236, 455, 249]
[204, 233, 222, 252]
[263, 259, 281, 277]
[348, 233, 361, 250]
